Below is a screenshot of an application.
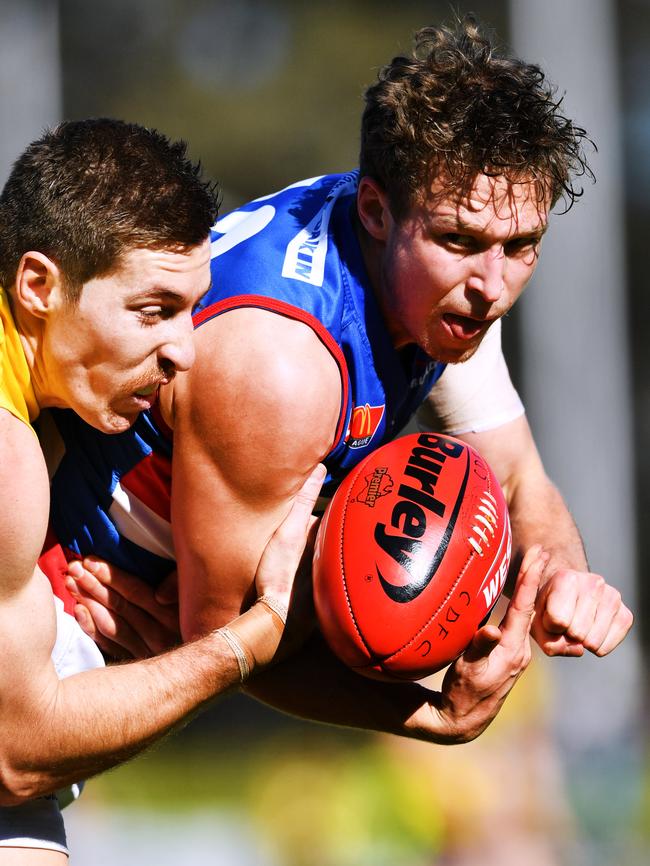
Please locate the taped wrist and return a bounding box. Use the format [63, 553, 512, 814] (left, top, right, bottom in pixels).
[218, 599, 286, 681]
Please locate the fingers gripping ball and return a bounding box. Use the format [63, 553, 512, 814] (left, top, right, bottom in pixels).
[313, 433, 511, 680]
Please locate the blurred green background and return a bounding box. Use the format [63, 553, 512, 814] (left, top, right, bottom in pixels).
[2, 1, 648, 863]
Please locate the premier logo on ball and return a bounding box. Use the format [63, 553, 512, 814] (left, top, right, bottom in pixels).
[313, 433, 511, 680]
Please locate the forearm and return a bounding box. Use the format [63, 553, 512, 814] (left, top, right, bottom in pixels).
[447, 418, 630, 657]
[2, 461, 322, 804]
[245, 632, 441, 741]
[0, 592, 292, 806]
[458, 418, 588, 582]
[507, 472, 587, 579]
[0, 628, 239, 803]
[247, 549, 544, 746]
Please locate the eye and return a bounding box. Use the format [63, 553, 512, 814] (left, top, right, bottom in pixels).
[442, 233, 475, 250]
[137, 306, 169, 325]
[504, 237, 541, 257]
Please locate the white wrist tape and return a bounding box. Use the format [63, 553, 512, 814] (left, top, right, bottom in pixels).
[257, 594, 288, 625]
[218, 626, 250, 682]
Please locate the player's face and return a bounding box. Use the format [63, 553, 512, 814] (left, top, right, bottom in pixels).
[41, 240, 211, 433]
[364, 173, 549, 364]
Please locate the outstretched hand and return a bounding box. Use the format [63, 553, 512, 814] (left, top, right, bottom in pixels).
[422, 544, 547, 744]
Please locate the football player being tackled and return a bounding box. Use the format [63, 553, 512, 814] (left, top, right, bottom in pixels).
[62, 17, 630, 758]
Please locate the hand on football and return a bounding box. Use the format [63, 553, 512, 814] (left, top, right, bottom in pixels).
[430, 544, 546, 744]
[531, 567, 633, 657]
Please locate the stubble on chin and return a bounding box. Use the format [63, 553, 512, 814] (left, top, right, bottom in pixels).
[424, 318, 492, 365]
[421, 335, 484, 366]
[95, 405, 139, 435]
[440, 342, 483, 365]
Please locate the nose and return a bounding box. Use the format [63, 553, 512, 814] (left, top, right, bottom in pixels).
[466, 247, 505, 303]
[158, 317, 196, 374]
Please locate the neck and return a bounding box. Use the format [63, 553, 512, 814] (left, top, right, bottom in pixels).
[352, 206, 405, 349]
[352, 205, 386, 308]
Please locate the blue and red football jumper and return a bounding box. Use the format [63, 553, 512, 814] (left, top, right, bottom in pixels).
[45, 172, 446, 585]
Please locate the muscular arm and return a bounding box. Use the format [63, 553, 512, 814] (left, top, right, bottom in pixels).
[72, 516, 544, 746]
[151, 309, 542, 746]
[0, 409, 315, 804]
[169, 308, 342, 638]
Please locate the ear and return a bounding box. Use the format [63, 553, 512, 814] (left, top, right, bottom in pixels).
[13, 252, 64, 318]
[356, 176, 394, 242]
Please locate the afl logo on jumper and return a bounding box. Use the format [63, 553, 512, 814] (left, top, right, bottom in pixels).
[347, 403, 385, 449]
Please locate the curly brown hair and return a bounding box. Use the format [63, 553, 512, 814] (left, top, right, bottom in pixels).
[0, 118, 221, 301]
[360, 16, 593, 217]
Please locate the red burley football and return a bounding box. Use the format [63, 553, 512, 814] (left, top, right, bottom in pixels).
[312, 432, 512, 680]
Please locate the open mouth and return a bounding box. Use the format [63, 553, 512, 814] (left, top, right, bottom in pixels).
[131, 379, 165, 404]
[134, 383, 159, 398]
[442, 313, 489, 340]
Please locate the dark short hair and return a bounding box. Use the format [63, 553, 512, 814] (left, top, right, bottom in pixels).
[360, 16, 593, 217]
[0, 118, 220, 299]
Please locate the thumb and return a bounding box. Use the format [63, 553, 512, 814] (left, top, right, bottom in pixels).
[462, 623, 502, 662]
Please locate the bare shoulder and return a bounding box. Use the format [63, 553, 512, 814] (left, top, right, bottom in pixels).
[0, 410, 49, 598]
[173, 308, 342, 493]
